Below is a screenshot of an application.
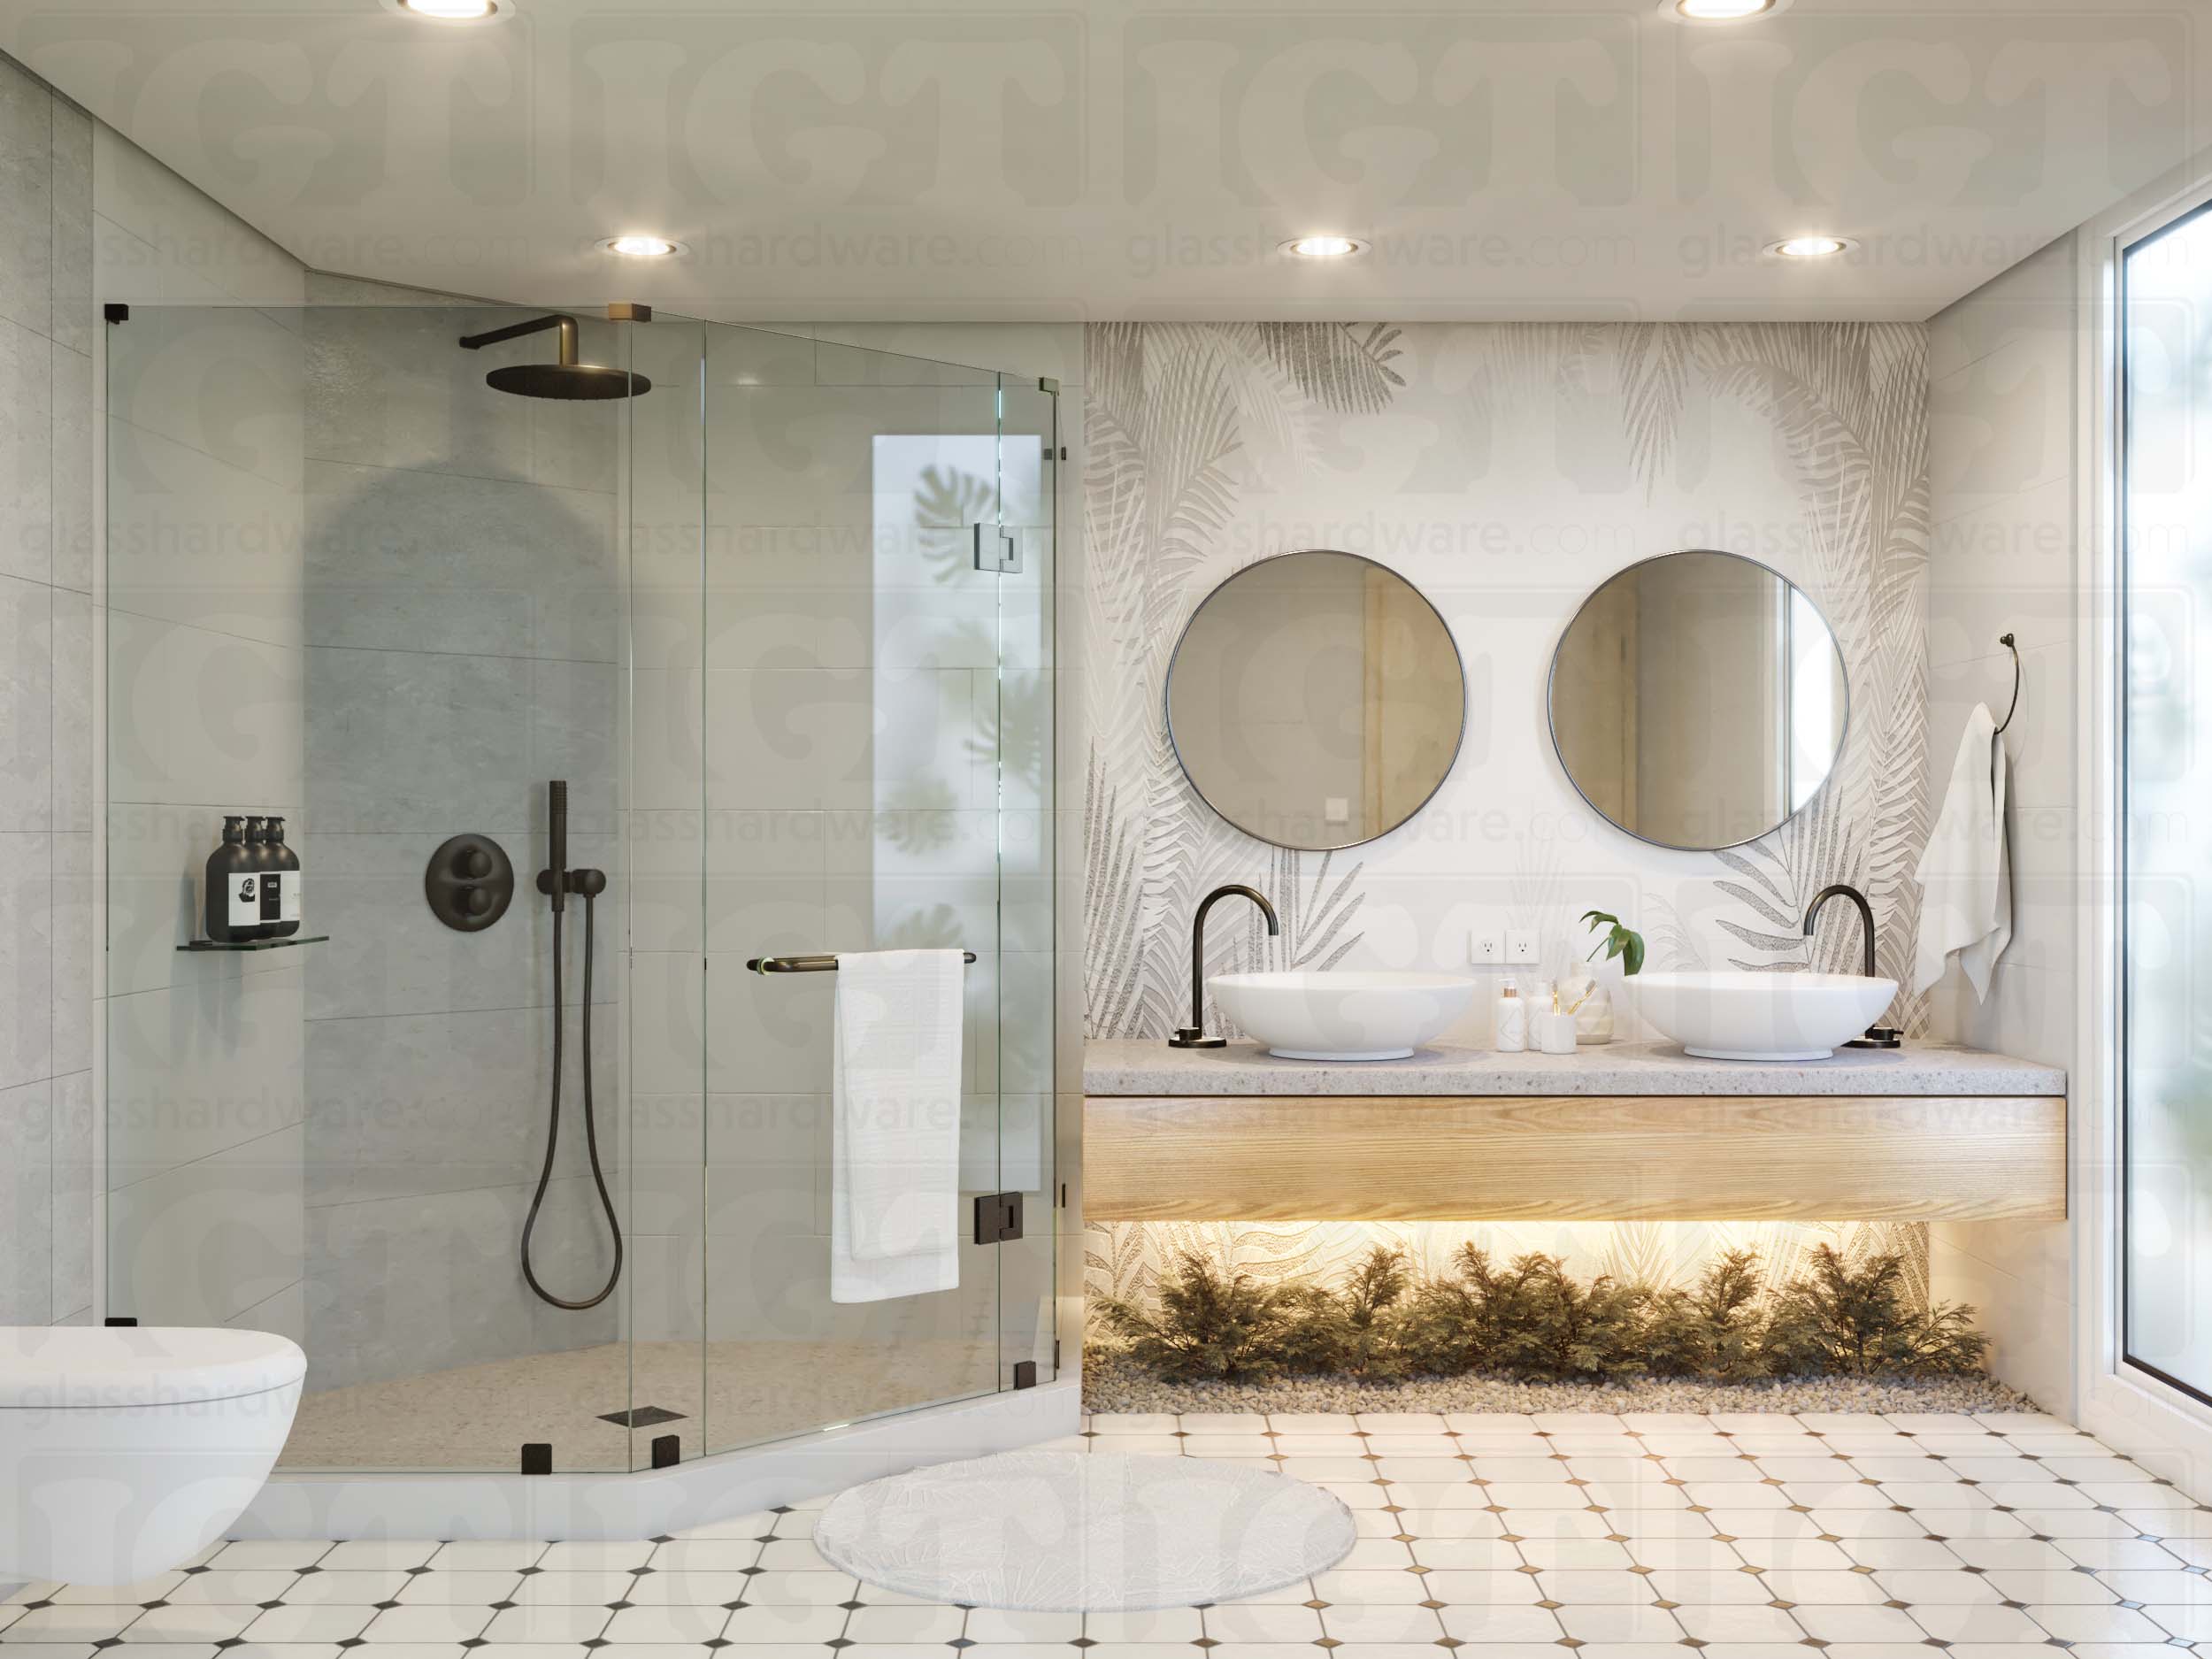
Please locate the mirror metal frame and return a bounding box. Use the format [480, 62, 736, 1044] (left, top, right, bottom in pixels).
[1164, 548, 1469, 853]
[1544, 547, 1853, 854]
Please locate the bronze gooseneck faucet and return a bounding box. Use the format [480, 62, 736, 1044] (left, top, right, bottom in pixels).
[1801, 882, 1901, 1049]
[1169, 883, 1281, 1049]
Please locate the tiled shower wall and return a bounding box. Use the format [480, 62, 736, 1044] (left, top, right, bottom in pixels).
[295, 278, 625, 1392]
[0, 49, 309, 1328]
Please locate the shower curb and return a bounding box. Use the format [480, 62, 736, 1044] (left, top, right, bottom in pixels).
[229, 1379, 1078, 1542]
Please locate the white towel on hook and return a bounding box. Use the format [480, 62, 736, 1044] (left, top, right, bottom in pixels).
[831, 949, 965, 1304]
[1911, 703, 2012, 999]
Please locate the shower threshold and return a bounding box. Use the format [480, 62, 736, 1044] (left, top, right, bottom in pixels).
[280, 1337, 1001, 1473]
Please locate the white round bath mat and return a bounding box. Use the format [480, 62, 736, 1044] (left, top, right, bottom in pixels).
[813, 1449, 1356, 1612]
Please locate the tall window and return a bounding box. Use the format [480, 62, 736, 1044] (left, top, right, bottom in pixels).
[2123, 203, 2212, 1401]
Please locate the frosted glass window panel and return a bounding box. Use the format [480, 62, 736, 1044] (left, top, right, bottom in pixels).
[2122, 207, 2212, 1402]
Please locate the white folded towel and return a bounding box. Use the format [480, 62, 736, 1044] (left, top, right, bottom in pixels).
[831, 949, 965, 1304]
[1912, 703, 2012, 999]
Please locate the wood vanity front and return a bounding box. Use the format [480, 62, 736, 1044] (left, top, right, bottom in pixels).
[1081, 1041, 2067, 1224]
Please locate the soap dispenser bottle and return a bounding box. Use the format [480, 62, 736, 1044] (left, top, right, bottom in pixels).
[265, 817, 301, 937]
[204, 816, 259, 943]
[244, 817, 280, 940]
[1494, 980, 1526, 1053]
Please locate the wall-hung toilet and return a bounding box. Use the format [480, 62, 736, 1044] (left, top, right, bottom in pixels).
[1, 1327, 305, 1586]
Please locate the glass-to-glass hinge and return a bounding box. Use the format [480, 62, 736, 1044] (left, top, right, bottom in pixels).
[972, 524, 1020, 573]
[974, 1191, 1024, 1243]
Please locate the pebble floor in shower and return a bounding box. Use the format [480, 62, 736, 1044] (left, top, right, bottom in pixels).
[7, 1409, 2210, 1659]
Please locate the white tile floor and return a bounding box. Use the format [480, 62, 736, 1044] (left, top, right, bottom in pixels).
[6, 1409, 2208, 1659]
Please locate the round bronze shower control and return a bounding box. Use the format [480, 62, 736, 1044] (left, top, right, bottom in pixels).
[426, 833, 514, 932]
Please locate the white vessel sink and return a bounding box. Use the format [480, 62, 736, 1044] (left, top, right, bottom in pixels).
[1629, 971, 1897, 1061]
[1209, 971, 1477, 1061]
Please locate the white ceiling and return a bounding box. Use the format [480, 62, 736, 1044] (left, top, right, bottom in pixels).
[8, 0, 2209, 321]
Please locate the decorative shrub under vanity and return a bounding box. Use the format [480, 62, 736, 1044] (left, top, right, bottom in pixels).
[1094, 1242, 1989, 1386]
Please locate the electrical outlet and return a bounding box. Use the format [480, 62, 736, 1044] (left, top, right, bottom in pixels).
[1505, 929, 1540, 964]
[1471, 932, 1502, 965]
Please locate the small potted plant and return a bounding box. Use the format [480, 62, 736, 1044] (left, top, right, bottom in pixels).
[1566, 910, 1644, 1043]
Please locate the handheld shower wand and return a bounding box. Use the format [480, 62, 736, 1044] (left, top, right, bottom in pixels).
[541, 780, 568, 913]
[521, 780, 620, 1310]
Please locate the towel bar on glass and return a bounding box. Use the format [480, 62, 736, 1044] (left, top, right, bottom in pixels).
[746, 951, 977, 974]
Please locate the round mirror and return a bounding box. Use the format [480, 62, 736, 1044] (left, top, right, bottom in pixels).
[1548, 549, 1849, 851]
[1166, 549, 1466, 850]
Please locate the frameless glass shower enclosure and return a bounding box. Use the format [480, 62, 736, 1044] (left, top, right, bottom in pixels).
[103, 301, 1056, 1473]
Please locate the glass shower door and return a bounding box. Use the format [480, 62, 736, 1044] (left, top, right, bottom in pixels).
[688, 326, 1049, 1455]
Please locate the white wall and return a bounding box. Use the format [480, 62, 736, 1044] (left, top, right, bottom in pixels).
[1923, 233, 2081, 1414]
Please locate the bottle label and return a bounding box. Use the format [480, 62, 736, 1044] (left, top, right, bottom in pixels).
[260, 872, 282, 923]
[228, 876, 261, 928]
[279, 873, 300, 924]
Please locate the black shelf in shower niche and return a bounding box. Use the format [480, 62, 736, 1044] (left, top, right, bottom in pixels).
[178, 934, 329, 953]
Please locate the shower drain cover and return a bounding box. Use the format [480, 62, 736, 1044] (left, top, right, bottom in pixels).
[599, 1405, 687, 1428]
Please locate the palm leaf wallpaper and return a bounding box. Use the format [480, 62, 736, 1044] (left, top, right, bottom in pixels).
[1081, 320, 1934, 1316]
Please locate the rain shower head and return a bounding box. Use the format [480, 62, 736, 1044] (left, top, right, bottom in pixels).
[457, 311, 652, 400]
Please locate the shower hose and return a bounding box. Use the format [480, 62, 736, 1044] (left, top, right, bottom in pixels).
[519, 887, 624, 1310]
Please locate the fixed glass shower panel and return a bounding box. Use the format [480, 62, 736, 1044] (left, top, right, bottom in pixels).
[105, 303, 636, 1472]
[680, 326, 1056, 1456]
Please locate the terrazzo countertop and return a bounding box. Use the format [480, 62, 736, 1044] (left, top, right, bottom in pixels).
[1084, 1037, 2066, 1097]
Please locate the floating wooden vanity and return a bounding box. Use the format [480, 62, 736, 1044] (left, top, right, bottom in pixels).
[1082, 1040, 2067, 1224]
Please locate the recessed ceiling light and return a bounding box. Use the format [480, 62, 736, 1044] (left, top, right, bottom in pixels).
[600, 235, 685, 258]
[381, 0, 514, 24]
[1280, 235, 1368, 259]
[1768, 235, 1854, 259]
[1676, 0, 1776, 18]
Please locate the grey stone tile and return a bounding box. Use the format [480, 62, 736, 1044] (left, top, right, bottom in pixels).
[303, 1000, 617, 1207]
[105, 611, 304, 807]
[48, 97, 90, 357]
[0, 572, 51, 829]
[303, 1178, 617, 1391]
[0, 62, 50, 341]
[50, 583, 88, 829]
[48, 338, 88, 591]
[106, 304, 304, 490]
[0, 1074, 51, 1323]
[50, 1065, 91, 1320]
[0, 829, 52, 1089]
[50, 829, 88, 1073]
[303, 647, 616, 837]
[303, 459, 618, 662]
[304, 303, 618, 491]
[0, 317, 53, 584]
[107, 1120, 303, 1325]
[106, 415, 307, 648]
[105, 964, 305, 1187]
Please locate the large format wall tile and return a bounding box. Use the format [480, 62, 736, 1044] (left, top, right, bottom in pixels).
[304, 459, 617, 662]
[108, 1122, 305, 1326]
[303, 1000, 618, 1209]
[0, 58, 50, 342]
[107, 609, 304, 806]
[303, 647, 616, 835]
[0, 827, 51, 1089]
[106, 416, 307, 647]
[303, 1178, 618, 1391]
[0, 314, 52, 584]
[105, 964, 306, 1188]
[0, 1075, 51, 1322]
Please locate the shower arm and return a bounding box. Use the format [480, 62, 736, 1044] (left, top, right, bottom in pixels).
[458, 312, 580, 366]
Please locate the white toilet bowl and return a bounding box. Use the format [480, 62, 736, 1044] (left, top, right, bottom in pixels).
[0, 1326, 305, 1586]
